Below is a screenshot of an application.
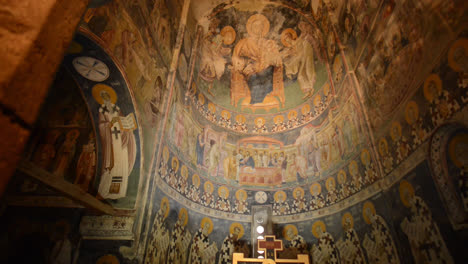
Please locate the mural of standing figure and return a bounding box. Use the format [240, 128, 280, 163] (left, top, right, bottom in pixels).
[75, 133, 96, 192]
[145, 197, 170, 264]
[53, 129, 80, 178]
[167, 208, 192, 264]
[337, 213, 367, 264]
[311, 220, 341, 264]
[93, 84, 137, 199]
[399, 180, 454, 264]
[282, 224, 308, 259]
[362, 201, 400, 264]
[188, 217, 218, 264]
[218, 223, 247, 264]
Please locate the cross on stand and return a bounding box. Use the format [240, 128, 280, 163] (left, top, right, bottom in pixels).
[112, 126, 121, 140]
[258, 236, 283, 261]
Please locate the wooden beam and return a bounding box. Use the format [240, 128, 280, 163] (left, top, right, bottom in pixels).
[17, 161, 115, 215]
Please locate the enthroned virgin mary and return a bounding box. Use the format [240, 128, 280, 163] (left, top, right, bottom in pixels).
[230, 14, 285, 109]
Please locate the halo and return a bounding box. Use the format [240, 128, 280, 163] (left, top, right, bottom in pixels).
[405, 101, 419, 125]
[399, 180, 415, 208]
[281, 28, 298, 47]
[236, 114, 246, 123]
[313, 94, 322, 106]
[163, 146, 169, 162]
[235, 189, 247, 201]
[325, 177, 336, 191]
[200, 217, 214, 234]
[423, 74, 442, 102]
[230, 222, 245, 239]
[192, 174, 200, 187]
[221, 110, 231, 119]
[360, 149, 370, 166]
[221, 26, 236, 45]
[390, 121, 402, 141]
[171, 157, 179, 171]
[293, 187, 304, 199]
[178, 208, 189, 226]
[204, 181, 214, 193]
[448, 133, 468, 170]
[92, 84, 117, 105]
[160, 197, 170, 219]
[341, 212, 354, 229]
[378, 138, 388, 156]
[311, 220, 326, 238]
[333, 56, 342, 73]
[362, 201, 376, 224]
[218, 186, 229, 198]
[310, 183, 322, 195]
[323, 83, 330, 96]
[66, 129, 80, 140]
[348, 161, 358, 176]
[301, 104, 311, 115]
[97, 255, 120, 264]
[198, 93, 205, 105]
[283, 224, 298, 241]
[181, 165, 188, 179]
[246, 14, 270, 38]
[448, 38, 468, 72]
[274, 115, 284, 124]
[208, 102, 216, 113]
[337, 170, 347, 184]
[254, 117, 266, 126]
[288, 110, 298, 120]
[274, 190, 287, 202]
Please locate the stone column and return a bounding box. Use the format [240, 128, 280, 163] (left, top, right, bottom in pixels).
[0, 0, 89, 195]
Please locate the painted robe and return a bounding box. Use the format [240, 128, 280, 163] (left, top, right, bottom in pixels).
[188, 229, 217, 264]
[363, 215, 399, 264]
[167, 220, 191, 264]
[312, 232, 341, 264]
[337, 229, 367, 264]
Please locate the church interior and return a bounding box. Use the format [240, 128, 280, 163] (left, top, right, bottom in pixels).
[0, 0, 467, 263]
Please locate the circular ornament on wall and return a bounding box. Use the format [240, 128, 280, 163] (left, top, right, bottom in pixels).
[73, 56, 109, 82]
[255, 191, 268, 204]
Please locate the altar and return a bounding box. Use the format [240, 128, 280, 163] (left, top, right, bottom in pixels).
[239, 167, 282, 186]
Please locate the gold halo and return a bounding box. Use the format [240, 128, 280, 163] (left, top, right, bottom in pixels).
[181, 165, 188, 179]
[288, 110, 298, 120]
[236, 114, 246, 123]
[204, 181, 214, 194]
[283, 224, 298, 241]
[333, 56, 342, 73]
[274, 190, 287, 202]
[160, 197, 170, 219]
[311, 220, 326, 238]
[362, 201, 376, 225]
[448, 38, 468, 72]
[378, 138, 388, 156]
[171, 157, 179, 171]
[310, 183, 322, 195]
[323, 82, 330, 95]
[274, 115, 284, 124]
[405, 101, 419, 125]
[313, 94, 322, 106]
[163, 146, 169, 162]
[221, 26, 236, 45]
[198, 93, 205, 105]
[230, 222, 245, 239]
[221, 110, 231, 119]
[337, 170, 347, 184]
[92, 84, 117, 105]
[301, 104, 311, 114]
[399, 180, 415, 208]
[208, 102, 216, 113]
[281, 28, 298, 47]
[348, 161, 358, 176]
[178, 208, 189, 226]
[192, 174, 200, 187]
[325, 177, 336, 191]
[390, 121, 402, 141]
[360, 149, 370, 166]
[218, 186, 229, 198]
[423, 74, 442, 102]
[200, 217, 214, 234]
[448, 133, 468, 170]
[96, 254, 120, 264]
[235, 189, 247, 201]
[254, 117, 266, 126]
[293, 187, 304, 199]
[246, 14, 270, 38]
[341, 212, 354, 229]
